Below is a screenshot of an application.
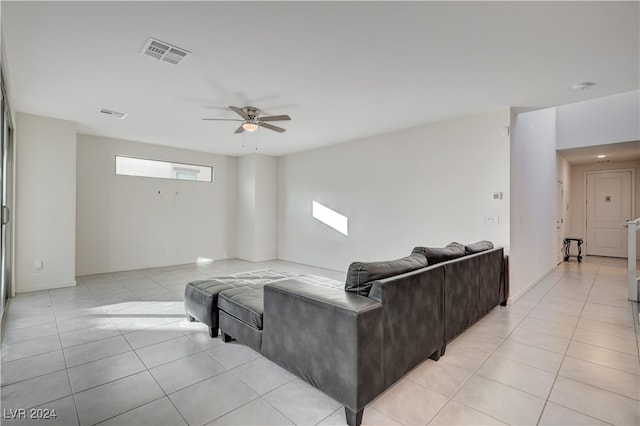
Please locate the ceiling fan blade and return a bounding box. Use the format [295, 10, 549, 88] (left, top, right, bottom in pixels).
[202, 118, 242, 121]
[259, 122, 286, 133]
[234, 124, 245, 134]
[258, 114, 291, 122]
[229, 106, 249, 119]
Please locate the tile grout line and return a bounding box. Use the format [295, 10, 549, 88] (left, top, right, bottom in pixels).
[120, 341, 190, 426]
[100, 329, 287, 424]
[536, 263, 601, 412]
[430, 262, 611, 425]
[534, 260, 616, 426]
[314, 406, 344, 426]
[70, 275, 179, 426]
[430, 263, 574, 425]
[56, 282, 147, 426]
[421, 270, 563, 425]
[159, 352, 299, 426]
[49, 288, 83, 426]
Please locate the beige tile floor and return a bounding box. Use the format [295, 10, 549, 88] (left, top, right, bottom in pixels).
[1, 256, 638, 425]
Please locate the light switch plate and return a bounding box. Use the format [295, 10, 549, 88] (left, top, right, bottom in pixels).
[483, 216, 499, 224]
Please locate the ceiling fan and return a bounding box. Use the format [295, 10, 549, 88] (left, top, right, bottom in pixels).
[202, 106, 291, 134]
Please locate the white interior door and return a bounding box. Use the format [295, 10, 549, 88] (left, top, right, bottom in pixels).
[0, 91, 4, 319]
[586, 170, 633, 257]
[556, 181, 564, 264]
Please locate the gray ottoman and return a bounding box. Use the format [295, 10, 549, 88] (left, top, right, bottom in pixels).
[184, 279, 253, 337]
[218, 286, 265, 352]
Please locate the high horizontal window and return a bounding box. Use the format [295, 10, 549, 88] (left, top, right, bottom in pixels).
[115, 156, 213, 182]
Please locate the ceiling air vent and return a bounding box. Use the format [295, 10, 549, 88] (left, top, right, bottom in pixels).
[141, 38, 190, 66]
[100, 109, 128, 119]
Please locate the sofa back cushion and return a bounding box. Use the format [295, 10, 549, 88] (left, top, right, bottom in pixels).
[345, 253, 428, 296]
[465, 240, 494, 255]
[412, 242, 465, 265]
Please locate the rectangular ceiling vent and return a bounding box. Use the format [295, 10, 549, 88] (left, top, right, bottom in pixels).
[100, 109, 128, 119]
[141, 38, 190, 66]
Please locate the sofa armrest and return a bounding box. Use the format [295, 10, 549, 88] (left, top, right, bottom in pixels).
[368, 265, 445, 387]
[261, 279, 383, 415]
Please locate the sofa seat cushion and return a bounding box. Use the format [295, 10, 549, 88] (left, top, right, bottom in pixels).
[345, 253, 428, 296]
[465, 240, 494, 255]
[412, 242, 465, 265]
[218, 286, 265, 330]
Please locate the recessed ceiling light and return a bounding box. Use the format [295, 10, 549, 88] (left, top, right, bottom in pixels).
[596, 154, 607, 158]
[572, 82, 596, 91]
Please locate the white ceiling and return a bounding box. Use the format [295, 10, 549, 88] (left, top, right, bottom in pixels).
[2, 1, 639, 157]
[558, 140, 640, 165]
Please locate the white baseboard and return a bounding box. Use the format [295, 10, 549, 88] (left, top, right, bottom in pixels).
[507, 268, 555, 305]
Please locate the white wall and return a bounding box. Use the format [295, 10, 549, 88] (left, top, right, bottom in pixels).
[76, 134, 237, 275]
[567, 160, 640, 257]
[236, 154, 278, 262]
[556, 91, 640, 150]
[15, 113, 76, 292]
[510, 108, 558, 300]
[254, 155, 278, 261]
[236, 155, 256, 261]
[557, 154, 572, 246]
[278, 109, 511, 272]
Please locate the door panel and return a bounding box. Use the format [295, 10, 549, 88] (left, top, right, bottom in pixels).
[594, 228, 624, 248]
[586, 171, 633, 257]
[556, 181, 564, 264]
[0, 92, 4, 319]
[2, 113, 12, 305]
[0, 74, 11, 322]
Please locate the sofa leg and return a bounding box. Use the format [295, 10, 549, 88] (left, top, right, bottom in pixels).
[222, 332, 234, 342]
[429, 345, 446, 361]
[344, 407, 363, 426]
[500, 299, 508, 306]
[187, 315, 196, 322]
[209, 327, 218, 338]
[429, 348, 441, 361]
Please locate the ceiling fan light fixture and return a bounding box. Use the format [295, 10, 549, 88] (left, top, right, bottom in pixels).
[242, 122, 259, 132]
[203, 106, 290, 134]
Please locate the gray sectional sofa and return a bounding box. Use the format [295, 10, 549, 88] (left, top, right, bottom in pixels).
[184, 242, 507, 426]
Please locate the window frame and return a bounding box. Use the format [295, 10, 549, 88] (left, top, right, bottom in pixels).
[114, 155, 214, 183]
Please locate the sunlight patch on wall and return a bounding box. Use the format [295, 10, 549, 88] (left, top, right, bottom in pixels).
[312, 201, 348, 236]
